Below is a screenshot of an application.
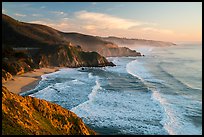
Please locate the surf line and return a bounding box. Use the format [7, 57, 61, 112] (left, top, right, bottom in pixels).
[71, 75, 102, 116]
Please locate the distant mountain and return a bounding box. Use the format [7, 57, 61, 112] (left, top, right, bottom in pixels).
[100, 36, 176, 47]
[2, 14, 141, 57]
[60, 33, 141, 57]
[2, 86, 96, 135]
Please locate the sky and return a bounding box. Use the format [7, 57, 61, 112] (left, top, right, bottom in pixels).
[2, 2, 202, 43]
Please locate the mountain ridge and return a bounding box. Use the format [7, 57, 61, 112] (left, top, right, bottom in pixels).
[2, 14, 141, 57]
[2, 14, 115, 82]
[100, 36, 176, 47]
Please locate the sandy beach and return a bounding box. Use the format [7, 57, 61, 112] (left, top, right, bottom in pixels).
[2, 67, 60, 95]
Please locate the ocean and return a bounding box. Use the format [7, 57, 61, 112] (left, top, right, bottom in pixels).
[20, 44, 202, 135]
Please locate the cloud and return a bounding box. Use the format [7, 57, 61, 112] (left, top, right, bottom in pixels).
[142, 27, 174, 34]
[2, 9, 6, 13]
[63, 17, 70, 20]
[75, 10, 141, 30]
[142, 27, 158, 31]
[14, 13, 27, 17]
[29, 10, 175, 41]
[83, 25, 96, 30]
[29, 20, 72, 32]
[29, 20, 49, 25]
[32, 14, 42, 17]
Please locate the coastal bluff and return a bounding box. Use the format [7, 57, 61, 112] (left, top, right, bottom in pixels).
[2, 86, 96, 135]
[2, 14, 115, 83]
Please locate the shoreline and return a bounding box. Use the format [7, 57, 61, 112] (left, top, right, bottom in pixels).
[2, 67, 60, 95]
[20, 77, 41, 95]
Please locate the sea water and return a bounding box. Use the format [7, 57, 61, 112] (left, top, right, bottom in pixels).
[21, 44, 202, 135]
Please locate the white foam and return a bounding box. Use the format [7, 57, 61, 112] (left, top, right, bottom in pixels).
[30, 56, 202, 135]
[153, 87, 202, 134]
[88, 78, 102, 101]
[151, 89, 176, 135]
[41, 68, 72, 80]
[130, 46, 154, 55]
[29, 85, 61, 101]
[126, 59, 152, 82]
[71, 79, 85, 85]
[88, 73, 94, 79]
[71, 58, 168, 134]
[127, 59, 202, 135]
[71, 88, 167, 134]
[71, 76, 102, 112]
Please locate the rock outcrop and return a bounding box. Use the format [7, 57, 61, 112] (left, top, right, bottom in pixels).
[36, 44, 115, 68]
[99, 46, 141, 57]
[2, 86, 96, 135]
[2, 46, 38, 82]
[2, 69, 13, 83]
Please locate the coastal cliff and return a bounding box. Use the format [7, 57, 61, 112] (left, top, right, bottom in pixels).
[36, 44, 115, 68]
[2, 44, 115, 83]
[2, 86, 96, 135]
[2, 14, 115, 82]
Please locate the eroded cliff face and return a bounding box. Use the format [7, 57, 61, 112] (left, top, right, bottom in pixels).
[2, 86, 96, 135]
[37, 45, 115, 68]
[2, 69, 13, 83]
[99, 47, 141, 57]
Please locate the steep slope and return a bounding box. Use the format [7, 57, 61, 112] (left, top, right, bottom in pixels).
[101, 36, 176, 47]
[2, 46, 38, 83]
[2, 14, 115, 81]
[60, 33, 141, 57]
[2, 14, 141, 57]
[2, 14, 65, 47]
[36, 44, 115, 68]
[2, 45, 115, 83]
[2, 86, 96, 135]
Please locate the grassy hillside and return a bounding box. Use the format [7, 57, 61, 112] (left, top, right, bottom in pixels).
[2, 86, 96, 135]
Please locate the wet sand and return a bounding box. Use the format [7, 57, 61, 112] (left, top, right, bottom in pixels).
[2, 67, 60, 94]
